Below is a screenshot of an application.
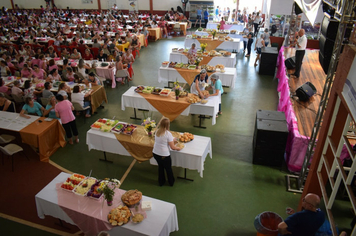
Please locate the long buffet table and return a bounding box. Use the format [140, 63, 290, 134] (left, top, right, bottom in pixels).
[169, 52, 236, 67]
[206, 22, 244, 31]
[35, 172, 179, 236]
[87, 127, 212, 178]
[184, 38, 241, 52]
[158, 66, 237, 88]
[194, 30, 244, 40]
[0, 111, 66, 162]
[122, 87, 219, 126]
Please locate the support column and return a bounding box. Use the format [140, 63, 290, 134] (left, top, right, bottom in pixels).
[98, 0, 101, 11]
[10, 0, 14, 9]
[150, 0, 153, 14]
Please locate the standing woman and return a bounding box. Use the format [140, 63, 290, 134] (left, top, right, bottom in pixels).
[254, 34, 265, 66]
[55, 94, 79, 144]
[152, 117, 182, 186]
[253, 12, 261, 36]
[194, 7, 202, 28]
[245, 33, 254, 57]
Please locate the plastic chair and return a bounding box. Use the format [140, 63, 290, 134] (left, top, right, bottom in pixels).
[116, 69, 130, 86]
[173, 23, 181, 35]
[91, 48, 99, 59]
[11, 94, 24, 106]
[40, 97, 49, 106]
[0, 144, 27, 171]
[0, 134, 16, 145]
[72, 102, 91, 123]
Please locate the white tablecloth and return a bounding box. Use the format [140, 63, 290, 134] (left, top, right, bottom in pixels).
[194, 30, 244, 40]
[169, 52, 236, 67]
[35, 172, 179, 236]
[121, 87, 220, 125]
[206, 22, 244, 31]
[86, 129, 212, 178]
[158, 67, 237, 89]
[0, 111, 39, 131]
[184, 38, 241, 51]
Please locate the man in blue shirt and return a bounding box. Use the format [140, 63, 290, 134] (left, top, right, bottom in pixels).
[215, 6, 220, 21]
[203, 8, 209, 28]
[278, 193, 325, 236]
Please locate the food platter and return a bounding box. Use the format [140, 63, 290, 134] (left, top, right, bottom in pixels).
[73, 177, 97, 196]
[142, 86, 154, 94]
[108, 205, 132, 226]
[179, 132, 194, 142]
[61, 173, 86, 191]
[152, 88, 162, 95]
[134, 85, 145, 93]
[86, 180, 104, 200]
[121, 189, 143, 207]
[168, 62, 177, 68]
[159, 88, 171, 96]
[111, 122, 127, 134]
[121, 124, 137, 135]
[188, 65, 196, 70]
[91, 119, 119, 132]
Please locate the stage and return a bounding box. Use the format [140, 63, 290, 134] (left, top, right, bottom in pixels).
[276, 46, 326, 172]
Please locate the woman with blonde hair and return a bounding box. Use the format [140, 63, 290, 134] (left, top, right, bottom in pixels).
[152, 117, 182, 186]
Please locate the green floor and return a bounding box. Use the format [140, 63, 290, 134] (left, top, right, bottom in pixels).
[3, 31, 353, 235]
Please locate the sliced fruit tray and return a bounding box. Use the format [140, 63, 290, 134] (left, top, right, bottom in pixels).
[111, 122, 127, 134]
[73, 177, 97, 196]
[61, 173, 86, 192]
[91, 119, 119, 132]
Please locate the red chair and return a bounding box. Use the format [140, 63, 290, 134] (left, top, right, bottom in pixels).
[91, 48, 99, 59]
[53, 45, 61, 57]
[48, 40, 54, 46]
[128, 62, 134, 78]
[167, 24, 174, 36]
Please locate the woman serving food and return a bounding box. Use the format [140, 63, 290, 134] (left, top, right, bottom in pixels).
[191, 69, 209, 98]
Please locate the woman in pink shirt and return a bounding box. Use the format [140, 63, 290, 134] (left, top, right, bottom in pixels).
[48, 59, 59, 72]
[55, 94, 79, 144]
[21, 64, 33, 78]
[0, 78, 11, 95]
[32, 64, 47, 80]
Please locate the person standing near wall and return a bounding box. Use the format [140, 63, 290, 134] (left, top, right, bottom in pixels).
[203, 8, 209, 28]
[215, 6, 220, 22]
[194, 7, 202, 28]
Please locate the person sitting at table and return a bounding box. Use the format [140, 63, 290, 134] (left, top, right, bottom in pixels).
[54, 36, 62, 47]
[66, 67, 75, 82]
[77, 59, 91, 77]
[125, 32, 133, 46]
[48, 59, 59, 72]
[71, 85, 92, 118]
[87, 72, 101, 85]
[11, 80, 24, 97]
[191, 69, 208, 98]
[61, 36, 70, 46]
[55, 94, 79, 144]
[82, 48, 94, 60]
[97, 49, 108, 62]
[67, 28, 75, 39]
[58, 82, 71, 100]
[70, 48, 82, 59]
[153, 117, 182, 186]
[17, 56, 26, 70]
[0, 60, 11, 76]
[102, 43, 111, 56]
[20, 97, 44, 118]
[42, 82, 54, 99]
[43, 95, 60, 120]
[46, 69, 61, 83]
[24, 79, 42, 100]
[0, 92, 15, 112]
[32, 64, 47, 81]
[0, 78, 11, 95]
[208, 74, 224, 117]
[151, 20, 158, 28]
[46, 46, 57, 58]
[38, 54, 48, 71]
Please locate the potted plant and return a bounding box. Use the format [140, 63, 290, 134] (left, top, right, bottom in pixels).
[173, 81, 183, 100]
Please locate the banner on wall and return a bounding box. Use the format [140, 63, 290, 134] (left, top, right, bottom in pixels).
[128, 0, 138, 12]
[342, 57, 356, 121]
[82, 0, 93, 3]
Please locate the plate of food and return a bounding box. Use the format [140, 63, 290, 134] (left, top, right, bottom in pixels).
[186, 35, 192, 39]
[99, 119, 119, 132]
[121, 124, 137, 135]
[86, 180, 104, 200]
[108, 205, 132, 226]
[174, 63, 184, 68]
[168, 62, 177, 68]
[61, 173, 86, 191]
[159, 88, 171, 96]
[186, 95, 201, 104]
[178, 48, 184, 53]
[73, 177, 97, 196]
[152, 88, 162, 95]
[179, 132, 194, 142]
[111, 122, 127, 134]
[131, 213, 145, 224]
[161, 61, 169, 67]
[134, 86, 145, 93]
[121, 189, 142, 207]
[142, 86, 154, 94]
[172, 48, 178, 52]
[188, 65, 196, 70]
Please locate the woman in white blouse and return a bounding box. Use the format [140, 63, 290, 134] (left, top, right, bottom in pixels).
[152, 117, 182, 186]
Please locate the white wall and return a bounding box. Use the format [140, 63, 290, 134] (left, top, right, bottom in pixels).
[2, 0, 12, 9]
[153, 0, 182, 11]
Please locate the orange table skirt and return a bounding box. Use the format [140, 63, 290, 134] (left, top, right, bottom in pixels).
[20, 117, 66, 162]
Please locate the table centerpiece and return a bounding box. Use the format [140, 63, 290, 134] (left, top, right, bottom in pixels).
[142, 117, 156, 137]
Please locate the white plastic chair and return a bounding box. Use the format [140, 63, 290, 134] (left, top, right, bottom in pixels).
[0, 134, 16, 145]
[72, 102, 91, 123]
[116, 69, 130, 86]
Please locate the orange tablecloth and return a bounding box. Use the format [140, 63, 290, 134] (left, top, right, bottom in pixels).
[197, 39, 224, 51]
[138, 92, 190, 121]
[114, 126, 180, 162]
[116, 42, 130, 51]
[148, 28, 161, 41]
[20, 117, 66, 162]
[181, 52, 213, 65]
[138, 34, 145, 48]
[90, 85, 108, 114]
[174, 68, 215, 85]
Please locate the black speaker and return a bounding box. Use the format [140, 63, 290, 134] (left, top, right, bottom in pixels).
[319, 34, 335, 58]
[319, 51, 330, 74]
[285, 57, 296, 69]
[253, 114, 289, 167]
[321, 16, 339, 40]
[296, 82, 317, 101]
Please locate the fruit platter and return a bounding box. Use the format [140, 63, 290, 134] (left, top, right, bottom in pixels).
[183, 48, 189, 53]
[111, 122, 127, 134]
[61, 173, 86, 191]
[142, 86, 154, 94]
[172, 48, 178, 52]
[86, 180, 104, 200]
[188, 65, 196, 70]
[168, 62, 177, 68]
[174, 62, 184, 68]
[108, 205, 132, 226]
[159, 88, 172, 96]
[134, 85, 145, 93]
[186, 35, 192, 39]
[178, 48, 184, 53]
[201, 65, 216, 72]
[121, 124, 137, 135]
[91, 118, 119, 132]
[181, 63, 190, 69]
[73, 177, 97, 196]
[152, 88, 162, 95]
[179, 132, 194, 142]
[161, 61, 169, 67]
[192, 34, 197, 39]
